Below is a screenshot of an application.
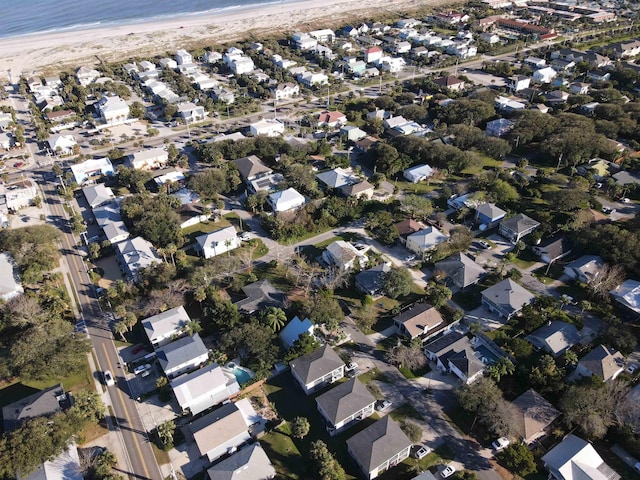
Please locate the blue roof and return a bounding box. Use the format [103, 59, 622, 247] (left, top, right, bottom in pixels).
[279, 316, 314, 348]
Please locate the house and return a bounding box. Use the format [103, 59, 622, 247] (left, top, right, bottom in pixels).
[70, 157, 114, 185]
[235, 279, 285, 314]
[280, 316, 315, 348]
[249, 119, 285, 137]
[290, 344, 345, 395]
[481, 32, 501, 44]
[394, 219, 424, 244]
[509, 75, 531, 92]
[292, 32, 318, 50]
[435, 253, 486, 290]
[316, 167, 360, 190]
[475, 203, 506, 228]
[22, 443, 83, 480]
[481, 278, 535, 319]
[0, 253, 22, 301]
[272, 82, 299, 100]
[98, 95, 129, 125]
[102, 220, 130, 245]
[365, 46, 384, 63]
[525, 56, 547, 68]
[587, 70, 611, 82]
[127, 147, 169, 170]
[178, 203, 209, 229]
[207, 442, 276, 480]
[564, 255, 605, 284]
[403, 164, 434, 183]
[195, 226, 240, 259]
[610, 280, 640, 316]
[233, 155, 272, 183]
[485, 118, 515, 137]
[82, 184, 115, 209]
[499, 213, 540, 243]
[610, 39, 640, 59]
[512, 389, 561, 445]
[189, 401, 255, 463]
[115, 236, 161, 280]
[533, 67, 557, 84]
[143, 305, 191, 348]
[171, 363, 240, 415]
[341, 125, 367, 142]
[570, 82, 590, 95]
[355, 263, 392, 296]
[433, 76, 466, 91]
[526, 321, 580, 357]
[317, 111, 347, 128]
[157, 333, 209, 378]
[542, 434, 620, 480]
[612, 170, 640, 186]
[532, 236, 573, 264]
[406, 226, 448, 256]
[393, 303, 444, 340]
[316, 378, 376, 435]
[177, 102, 205, 123]
[249, 172, 285, 194]
[575, 345, 625, 382]
[1, 179, 38, 212]
[176, 49, 193, 65]
[268, 187, 305, 212]
[423, 332, 488, 384]
[322, 240, 368, 270]
[341, 180, 375, 200]
[298, 71, 329, 86]
[2, 384, 69, 432]
[75, 66, 100, 86]
[346, 416, 412, 480]
[48, 134, 77, 155]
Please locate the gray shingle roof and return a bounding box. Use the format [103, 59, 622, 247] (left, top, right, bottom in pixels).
[346, 416, 412, 473]
[143, 305, 190, 343]
[316, 378, 375, 425]
[481, 279, 535, 317]
[290, 344, 344, 384]
[157, 334, 208, 372]
[435, 253, 486, 289]
[207, 442, 275, 480]
[2, 384, 67, 432]
[500, 213, 540, 235]
[234, 279, 285, 314]
[578, 345, 624, 381]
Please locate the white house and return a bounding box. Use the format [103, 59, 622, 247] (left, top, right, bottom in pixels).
[533, 67, 557, 84]
[177, 102, 205, 123]
[364, 46, 383, 63]
[406, 227, 448, 255]
[195, 226, 240, 259]
[249, 119, 285, 137]
[97, 96, 129, 126]
[82, 184, 115, 208]
[69, 157, 115, 185]
[290, 345, 345, 394]
[1, 179, 38, 212]
[48, 134, 77, 156]
[0, 253, 23, 301]
[230, 56, 255, 75]
[272, 82, 300, 100]
[268, 188, 305, 212]
[542, 435, 620, 480]
[486, 118, 515, 137]
[171, 363, 240, 415]
[298, 72, 329, 87]
[157, 333, 209, 378]
[127, 147, 169, 170]
[316, 378, 376, 436]
[403, 164, 434, 183]
[509, 75, 531, 92]
[115, 236, 161, 280]
[322, 240, 368, 270]
[142, 305, 191, 348]
[176, 49, 193, 65]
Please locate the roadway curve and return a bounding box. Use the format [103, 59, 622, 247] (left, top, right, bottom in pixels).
[40, 177, 162, 480]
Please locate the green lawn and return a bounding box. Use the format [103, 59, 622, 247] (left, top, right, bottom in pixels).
[398, 363, 432, 380]
[181, 218, 231, 245]
[260, 423, 307, 479]
[358, 368, 392, 385]
[389, 402, 425, 422]
[393, 180, 440, 195]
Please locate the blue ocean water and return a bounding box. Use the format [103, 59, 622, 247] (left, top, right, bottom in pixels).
[0, 0, 292, 39]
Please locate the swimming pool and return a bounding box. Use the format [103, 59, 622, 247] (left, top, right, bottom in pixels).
[232, 367, 252, 384]
[475, 345, 500, 365]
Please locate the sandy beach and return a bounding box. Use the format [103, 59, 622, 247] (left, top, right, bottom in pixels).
[0, 0, 452, 78]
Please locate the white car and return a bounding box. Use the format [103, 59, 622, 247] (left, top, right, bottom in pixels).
[133, 364, 151, 375]
[412, 445, 433, 459]
[375, 400, 392, 412]
[346, 362, 358, 372]
[492, 437, 510, 451]
[441, 465, 456, 478]
[104, 370, 115, 387]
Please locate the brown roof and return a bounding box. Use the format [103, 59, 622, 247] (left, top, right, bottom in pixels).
[341, 180, 374, 196]
[393, 303, 444, 338]
[434, 76, 464, 87]
[45, 109, 75, 120]
[578, 345, 625, 381]
[394, 219, 424, 237]
[512, 389, 561, 444]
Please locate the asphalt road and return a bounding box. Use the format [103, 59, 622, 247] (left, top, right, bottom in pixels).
[40, 178, 163, 480]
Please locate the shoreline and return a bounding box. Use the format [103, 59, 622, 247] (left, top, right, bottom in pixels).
[0, 0, 451, 78]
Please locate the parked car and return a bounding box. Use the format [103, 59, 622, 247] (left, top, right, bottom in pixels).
[133, 364, 151, 375]
[375, 399, 392, 411]
[492, 437, 510, 451]
[345, 362, 358, 372]
[627, 364, 638, 374]
[13, 161, 24, 168]
[478, 240, 491, 249]
[441, 465, 456, 478]
[634, 461, 640, 473]
[412, 445, 433, 459]
[404, 255, 416, 262]
[103, 370, 115, 387]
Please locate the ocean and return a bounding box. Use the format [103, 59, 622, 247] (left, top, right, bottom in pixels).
[0, 0, 292, 40]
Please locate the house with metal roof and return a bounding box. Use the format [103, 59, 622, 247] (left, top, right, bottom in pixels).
[541, 434, 620, 480]
[279, 316, 315, 349]
[171, 363, 240, 415]
[207, 442, 275, 480]
[481, 278, 535, 319]
[195, 226, 240, 259]
[157, 333, 209, 378]
[346, 416, 412, 479]
[316, 378, 376, 436]
[610, 279, 640, 316]
[115, 236, 161, 280]
[268, 187, 306, 212]
[512, 389, 561, 444]
[406, 226, 448, 256]
[290, 344, 345, 394]
[127, 147, 169, 170]
[143, 305, 191, 348]
[403, 164, 434, 183]
[435, 253, 486, 290]
[563, 255, 605, 284]
[526, 321, 580, 357]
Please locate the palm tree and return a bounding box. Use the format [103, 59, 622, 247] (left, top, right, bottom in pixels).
[260, 306, 287, 332]
[184, 320, 202, 336]
[193, 287, 206, 306]
[113, 320, 128, 341]
[165, 244, 177, 266]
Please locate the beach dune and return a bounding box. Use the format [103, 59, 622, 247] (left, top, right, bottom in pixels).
[0, 0, 450, 77]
